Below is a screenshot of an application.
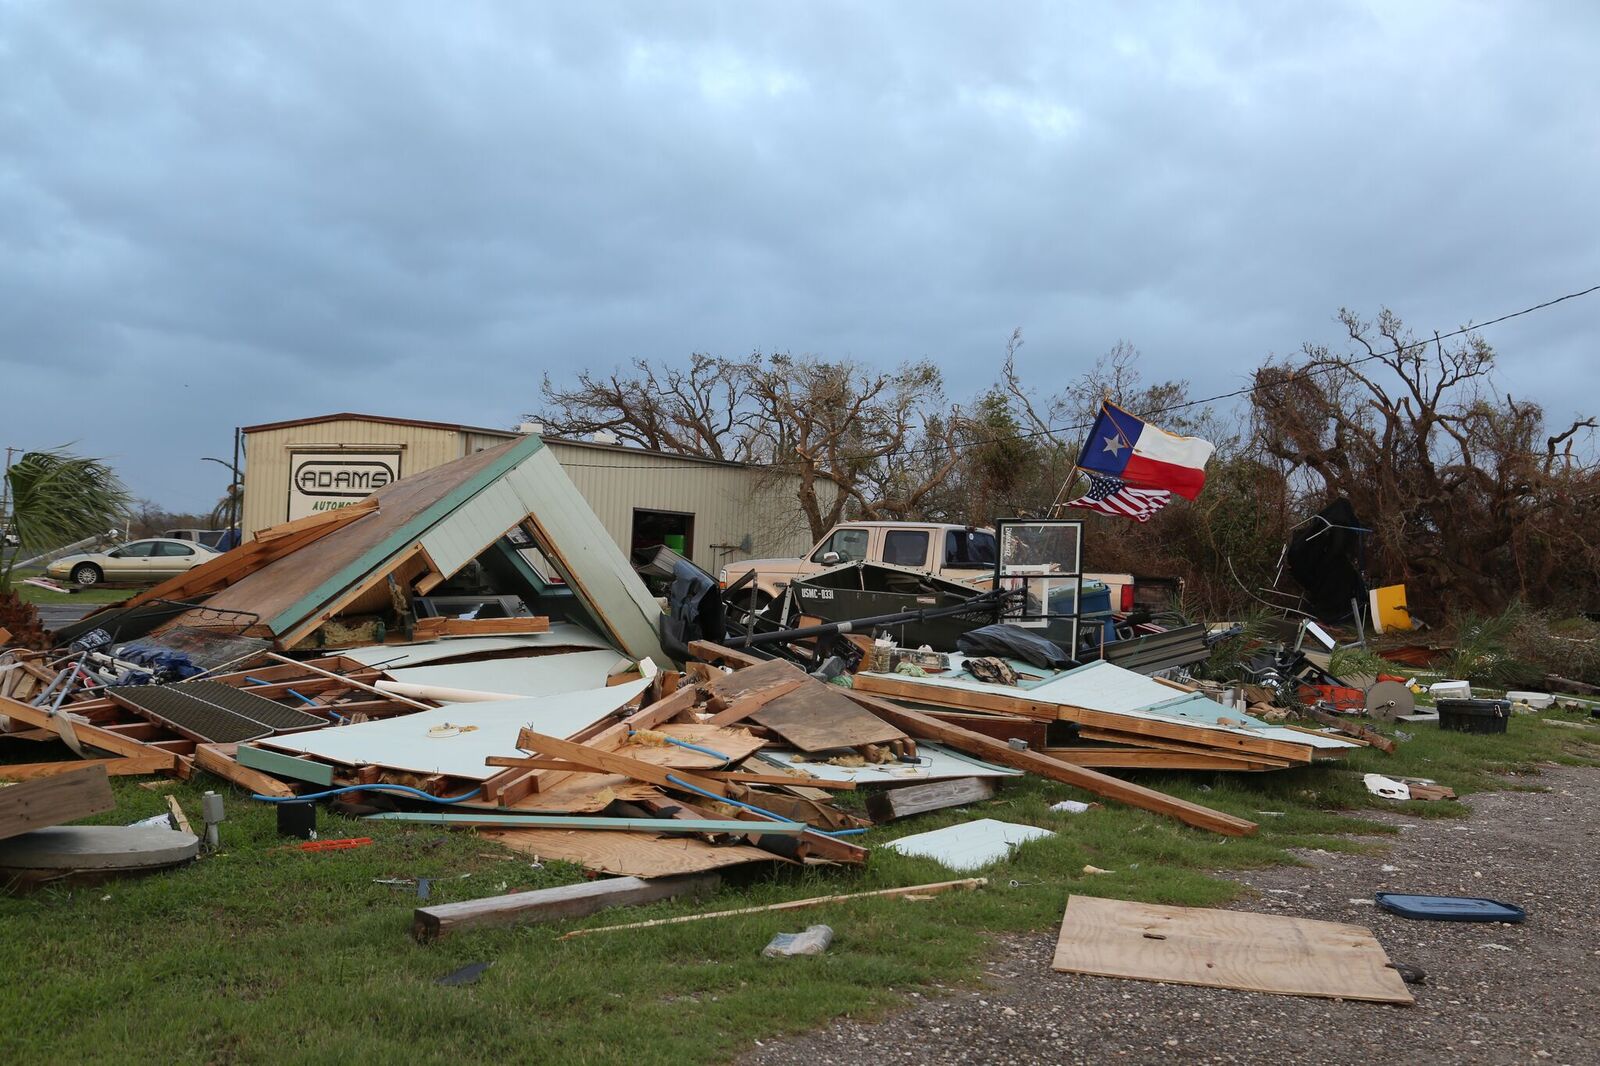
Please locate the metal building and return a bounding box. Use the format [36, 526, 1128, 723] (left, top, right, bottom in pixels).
[238, 413, 824, 567]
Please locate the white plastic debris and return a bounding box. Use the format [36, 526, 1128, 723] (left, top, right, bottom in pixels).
[1430, 680, 1472, 699]
[763, 924, 834, 957]
[1363, 773, 1411, 801]
[1506, 691, 1554, 710]
[1050, 800, 1092, 814]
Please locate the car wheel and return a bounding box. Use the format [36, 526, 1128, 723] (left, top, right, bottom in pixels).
[71, 563, 102, 587]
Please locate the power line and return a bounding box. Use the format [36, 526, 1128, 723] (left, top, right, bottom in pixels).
[545, 283, 1600, 473]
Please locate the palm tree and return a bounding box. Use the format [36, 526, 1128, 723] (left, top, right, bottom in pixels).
[0, 448, 131, 593]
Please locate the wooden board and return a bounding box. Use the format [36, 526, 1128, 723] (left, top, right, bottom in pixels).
[412, 872, 719, 942]
[865, 777, 996, 822]
[413, 615, 551, 638]
[852, 672, 1315, 763]
[0, 764, 115, 840]
[749, 683, 907, 753]
[483, 828, 783, 878]
[701, 658, 806, 703]
[1051, 895, 1414, 1004]
[0, 756, 173, 781]
[922, 710, 1049, 749]
[1040, 748, 1283, 772]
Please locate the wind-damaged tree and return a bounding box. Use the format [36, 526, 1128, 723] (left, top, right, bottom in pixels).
[1250, 307, 1599, 615]
[535, 352, 968, 540]
[0, 448, 131, 647]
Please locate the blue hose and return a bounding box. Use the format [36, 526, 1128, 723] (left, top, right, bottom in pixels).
[630, 730, 729, 762]
[250, 784, 483, 804]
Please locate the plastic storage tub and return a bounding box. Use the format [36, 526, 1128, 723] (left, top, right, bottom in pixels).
[1436, 698, 1510, 735]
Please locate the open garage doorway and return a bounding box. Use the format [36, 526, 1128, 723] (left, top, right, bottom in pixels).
[631, 508, 695, 560]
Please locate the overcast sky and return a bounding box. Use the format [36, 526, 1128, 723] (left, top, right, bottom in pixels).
[3, 1, 1597, 513]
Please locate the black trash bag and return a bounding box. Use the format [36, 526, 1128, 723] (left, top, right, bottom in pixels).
[957, 624, 1078, 671]
[658, 559, 726, 662]
[1286, 498, 1368, 621]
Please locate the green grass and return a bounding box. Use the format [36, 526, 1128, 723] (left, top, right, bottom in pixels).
[6, 567, 130, 604]
[2, 713, 1596, 1065]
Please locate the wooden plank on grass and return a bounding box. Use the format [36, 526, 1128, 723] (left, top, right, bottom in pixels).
[412, 873, 719, 942]
[865, 777, 996, 822]
[1050, 895, 1413, 1004]
[0, 764, 115, 840]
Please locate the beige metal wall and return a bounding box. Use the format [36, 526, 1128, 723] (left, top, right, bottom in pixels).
[240, 420, 511, 535]
[241, 419, 825, 565]
[543, 442, 821, 568]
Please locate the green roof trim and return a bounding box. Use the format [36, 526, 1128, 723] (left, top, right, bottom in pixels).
[267, 435, 546, 635]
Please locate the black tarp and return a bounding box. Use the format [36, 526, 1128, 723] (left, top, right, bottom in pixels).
[957, 624, 1078, 671]
[1286, 498, 1368, 621]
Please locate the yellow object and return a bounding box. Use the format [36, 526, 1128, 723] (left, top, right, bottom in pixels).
[1369, 584, 1412, 633]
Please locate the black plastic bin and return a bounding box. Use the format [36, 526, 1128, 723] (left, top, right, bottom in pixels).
[1437, 698, 1510, 735]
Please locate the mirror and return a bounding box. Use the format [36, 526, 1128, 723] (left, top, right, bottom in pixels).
[821, 551, 840, 564]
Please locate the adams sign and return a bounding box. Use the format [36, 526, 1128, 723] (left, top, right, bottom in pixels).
[287, 451, 401, 521]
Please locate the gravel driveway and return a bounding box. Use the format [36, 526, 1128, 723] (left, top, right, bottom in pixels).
[742, 763, 1599, 1066]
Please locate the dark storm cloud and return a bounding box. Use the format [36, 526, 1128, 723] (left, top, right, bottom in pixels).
[2, 1, 1596, 509]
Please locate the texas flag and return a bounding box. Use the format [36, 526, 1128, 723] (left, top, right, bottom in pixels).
[1075, 402, 1214, 499]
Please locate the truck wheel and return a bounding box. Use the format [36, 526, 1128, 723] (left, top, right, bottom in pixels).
[71, 563, 103, 586]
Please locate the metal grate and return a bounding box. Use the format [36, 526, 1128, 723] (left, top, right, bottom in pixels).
[108, 680, 327, 744]
[108, 686, 272, 744]
[176, 681, 325, 731]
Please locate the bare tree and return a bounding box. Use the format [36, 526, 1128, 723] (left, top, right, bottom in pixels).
[1251, 307, 1600, 613]
[535, 351, 968, 539]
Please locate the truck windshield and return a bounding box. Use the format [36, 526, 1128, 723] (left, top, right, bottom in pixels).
[812, 528, 869, 563]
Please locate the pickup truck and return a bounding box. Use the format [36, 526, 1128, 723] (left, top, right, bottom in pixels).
[718, 520, 1167, 618]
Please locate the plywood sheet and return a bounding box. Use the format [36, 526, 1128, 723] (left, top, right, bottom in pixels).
[750, 683, 906, 752]
[483, 827, 783, 877]
[259, 679, 649, 780]
[1051, 895, 1414, 1004]
[702, 658, 805, 702]
[386, 649, 630, 697]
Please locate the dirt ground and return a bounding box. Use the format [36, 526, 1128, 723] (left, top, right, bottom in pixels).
[742, 764, 1599, 1066]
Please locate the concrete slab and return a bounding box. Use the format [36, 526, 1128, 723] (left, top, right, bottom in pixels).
[0, 824, 199, 874]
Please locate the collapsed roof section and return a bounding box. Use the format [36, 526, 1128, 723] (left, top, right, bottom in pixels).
[71, 435, 669, 666]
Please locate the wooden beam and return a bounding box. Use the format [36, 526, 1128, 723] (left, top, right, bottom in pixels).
[0, 764, 115, 840]
[1041, 748, 1282, 771]
[413, 615, 551, 639]
[194, 743, 295, 798]
[0, 694, 181, 767]
[412, 873, 719, 943]
[0, 756, 173, 780]
[865, 777, 996, 822]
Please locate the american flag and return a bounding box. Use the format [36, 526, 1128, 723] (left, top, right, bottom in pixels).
[1067, 473, 1172, 522]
